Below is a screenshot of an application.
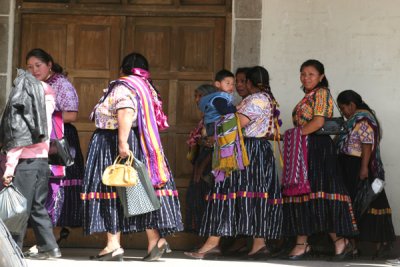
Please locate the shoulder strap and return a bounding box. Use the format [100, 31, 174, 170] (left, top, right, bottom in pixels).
[316, 88, 345, 118]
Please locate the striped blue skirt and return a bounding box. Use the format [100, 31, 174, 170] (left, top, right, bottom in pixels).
[199, 138, 283, 239]
[82, 128, 183, 237]
[282, 135, 358, 237]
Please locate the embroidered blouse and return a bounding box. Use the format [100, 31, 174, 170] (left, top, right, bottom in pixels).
[238, 92, 275, 137]
[292, 88, 333, 127]
[339, 119, 375, 157]
[46, 73, 79, 112]
[94, 84, 138, 129]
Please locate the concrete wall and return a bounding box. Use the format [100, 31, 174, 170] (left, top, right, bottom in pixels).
[261, 0, 400, 233]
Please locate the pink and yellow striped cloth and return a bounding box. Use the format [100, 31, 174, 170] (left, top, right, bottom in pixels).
[118, 74, 170, 188]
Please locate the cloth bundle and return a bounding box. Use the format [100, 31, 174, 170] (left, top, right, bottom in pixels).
[282, 127, 311, 196]
[212, 114, 249, 182]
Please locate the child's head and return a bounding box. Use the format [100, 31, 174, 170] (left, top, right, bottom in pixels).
[195, 84, 217, 105]
[214, 69, 235, 94]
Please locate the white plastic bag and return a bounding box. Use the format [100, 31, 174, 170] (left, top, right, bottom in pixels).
[0, 184, 29, 234]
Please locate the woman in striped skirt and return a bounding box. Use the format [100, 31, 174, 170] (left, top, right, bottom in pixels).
[81, 53, 183, 261]
[337, 90, 395, 258]
[185, 66, 283, 259]
[282, 59, 358, 260]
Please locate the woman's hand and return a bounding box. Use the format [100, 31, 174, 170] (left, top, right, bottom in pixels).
[118, 141, 130, 159]
[2, 175, 13, 187]
[359, 166, 369, 180]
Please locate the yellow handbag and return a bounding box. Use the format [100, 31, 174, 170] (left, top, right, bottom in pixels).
[102, 151, 138, 187]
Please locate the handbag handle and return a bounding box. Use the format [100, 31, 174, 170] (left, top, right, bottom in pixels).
[111, 151, 136, 184]
[113, 151, 134, 167]
[326, 89, 345, 118]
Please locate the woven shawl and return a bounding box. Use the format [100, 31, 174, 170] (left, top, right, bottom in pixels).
[212, 113, 249, 182]
[337, 110, 384, 179]
[282, 127, 310, 196]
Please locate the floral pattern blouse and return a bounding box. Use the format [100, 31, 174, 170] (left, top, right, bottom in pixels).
[94, 84, 138, 129]
[238, 92, 275, 137]
[292, 87, 333, 127]
[339, 119, 374, 157]
[46, 73, 79, 112]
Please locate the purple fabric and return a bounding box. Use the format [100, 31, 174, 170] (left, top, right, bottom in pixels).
[220, 146, 234, 158]
[282, 127, 310, 196]
[46, 73, 79, 112]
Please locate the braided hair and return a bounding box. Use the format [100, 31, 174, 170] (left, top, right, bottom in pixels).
[246, 66, 276, 103]
[246, 66, 282, 127]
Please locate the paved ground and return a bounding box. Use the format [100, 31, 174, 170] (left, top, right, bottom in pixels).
[24, 248, 394, 267]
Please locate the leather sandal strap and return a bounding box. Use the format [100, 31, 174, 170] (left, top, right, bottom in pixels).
[334, 237, 344, 243]
[295, 242, 308, 246]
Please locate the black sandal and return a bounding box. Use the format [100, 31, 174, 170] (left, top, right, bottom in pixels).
[90, 247, 124, 261]
[287, 242, 312, 260]
[330, 237, 353, 261]
[143, 238, 171, 261]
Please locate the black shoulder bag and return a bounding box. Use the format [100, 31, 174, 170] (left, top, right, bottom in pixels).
[48, 120, 74, 167]
[315, 89, 348, 135]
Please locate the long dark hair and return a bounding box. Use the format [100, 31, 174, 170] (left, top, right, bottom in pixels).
[246, 66, 276, 103]
[120, 52, 162, 97]
[120, 52, 149, 75]
[337, 89, 381, 139]
[26, 48, 64, 74]
[235, 67, 250, 76]
[300, 59, 329, 90]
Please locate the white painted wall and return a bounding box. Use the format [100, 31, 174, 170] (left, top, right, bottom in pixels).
[261, 0, 400, 232]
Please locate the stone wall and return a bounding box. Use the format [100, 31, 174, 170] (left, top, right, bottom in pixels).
[232, 0, 261, 72]
[0, 0, 13, 114]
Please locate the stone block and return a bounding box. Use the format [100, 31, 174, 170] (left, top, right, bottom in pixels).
[0, 0, 10, 15]
[0, 75, 7, 114]
[233, 20, 261, 70]
[0, 17, 8, 73]
[235, 0, 261, 18]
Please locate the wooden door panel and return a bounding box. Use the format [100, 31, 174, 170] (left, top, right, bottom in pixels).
[74, 25, 112, 70]
[181, 0, 226, 4]
[125, 24, 172, 72]
[176, 80, 203, 126]
[128, 0, 173, 4]
[174, 133, 193, 179]
[74, 77, 109, 123]
[178, 27, 214, 72]
[20, 22, 68, 69]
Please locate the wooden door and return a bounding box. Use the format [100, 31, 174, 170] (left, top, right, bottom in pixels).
[18, 13, 226, 250]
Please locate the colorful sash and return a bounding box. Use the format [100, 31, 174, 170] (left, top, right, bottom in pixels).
[117, 75, 170, 187]
[282, 127, 310, 196]
[212, 113, 249, 182]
